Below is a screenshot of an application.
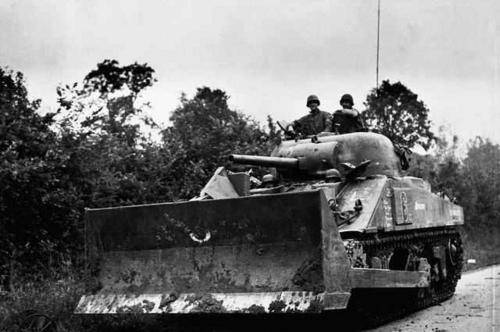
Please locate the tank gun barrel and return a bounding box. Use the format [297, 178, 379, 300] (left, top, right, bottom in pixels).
[229, 154, 299, 168]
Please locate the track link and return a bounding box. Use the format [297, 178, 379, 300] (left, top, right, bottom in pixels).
[344, 227, 464, 328]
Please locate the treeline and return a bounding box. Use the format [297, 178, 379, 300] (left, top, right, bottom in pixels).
[0, 60, 279, 290]
[0, 59, 499, 292]
[409, 135, 500, 264]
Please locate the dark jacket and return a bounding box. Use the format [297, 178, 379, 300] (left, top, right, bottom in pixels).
[332, 108, 365, 134]
[293, 110, 332, 136]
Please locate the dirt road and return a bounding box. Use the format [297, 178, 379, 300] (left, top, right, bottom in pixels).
[369, 265, 499, 332]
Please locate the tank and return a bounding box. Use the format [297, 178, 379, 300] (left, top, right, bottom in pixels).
[75, 132, 464, 326]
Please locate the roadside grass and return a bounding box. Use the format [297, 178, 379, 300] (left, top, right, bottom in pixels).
[460, 227, 500, 272]
[0, 278, 166, 332]
[0, 274, 183, 332]
[0, 276, 84, 332]
[462, 240, 500, 272]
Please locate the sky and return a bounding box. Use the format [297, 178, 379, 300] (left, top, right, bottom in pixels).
[1, 0, 499, 145]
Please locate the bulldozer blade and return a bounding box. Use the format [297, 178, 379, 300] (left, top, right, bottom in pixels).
[77, 190, 352, 314]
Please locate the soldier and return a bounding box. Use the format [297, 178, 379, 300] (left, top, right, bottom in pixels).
[292, 95, 332, 136]
[332, 94, 365, 134]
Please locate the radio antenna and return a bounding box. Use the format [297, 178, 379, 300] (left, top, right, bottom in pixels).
[376, 0, 381, 89]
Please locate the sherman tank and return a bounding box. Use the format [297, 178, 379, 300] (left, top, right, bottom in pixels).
[75, 131, 464, 327]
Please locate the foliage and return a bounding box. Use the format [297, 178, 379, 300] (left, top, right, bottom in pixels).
[0, 276, 84, 332]
[456, 138, 500, 267]
[408, 133, 500, 265]
[0, 274, 175, 332]
[57, 59, 157, 146]
[460, 138, 500, 240]
[408, 127, 463, 201]
[0, 68, 78, 290]
[163, 86, 279, 198]
[363, 80, 435, 149]
[84, 59, 155, 96]
[0, 60, 162, 293]
[58, 59, 173, 205]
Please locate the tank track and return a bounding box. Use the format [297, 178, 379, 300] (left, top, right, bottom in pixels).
[344, 227, 464, 328]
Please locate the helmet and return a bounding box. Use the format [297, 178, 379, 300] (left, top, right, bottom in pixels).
[325, 168, 342, 182]
[340, 94, 354, 106]
[262, 174, 277, 187]
[306, 95, 320, 107]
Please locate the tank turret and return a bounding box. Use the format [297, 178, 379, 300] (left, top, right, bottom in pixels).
[231, 132, 402, 179]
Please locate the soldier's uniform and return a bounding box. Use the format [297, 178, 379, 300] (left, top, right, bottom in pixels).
[332, 110, 364, 134]
[294, 111, 332, 136]
[332, 94, 365, 134]
[293, 95, 332, 136]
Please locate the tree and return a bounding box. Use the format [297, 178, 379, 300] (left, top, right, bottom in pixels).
[57, 59, 157, 146]
[363, 80, 435, 149]
[460, 138, 500, 229]
[55, 60, 172, 209]
[0, 68, 78, 288]
[163, 87, 279, 198]
[408, 132, 500, 264]
[0, 69, 53, 158]
[84, 59, 155, 97]
[408, 126, 463, 201]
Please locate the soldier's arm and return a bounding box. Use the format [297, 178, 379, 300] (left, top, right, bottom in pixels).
[339, 108, 359, 117]
[292, 119, 302, 131]
[350, 108, 366, 129]
[293, 114, 311, 130]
